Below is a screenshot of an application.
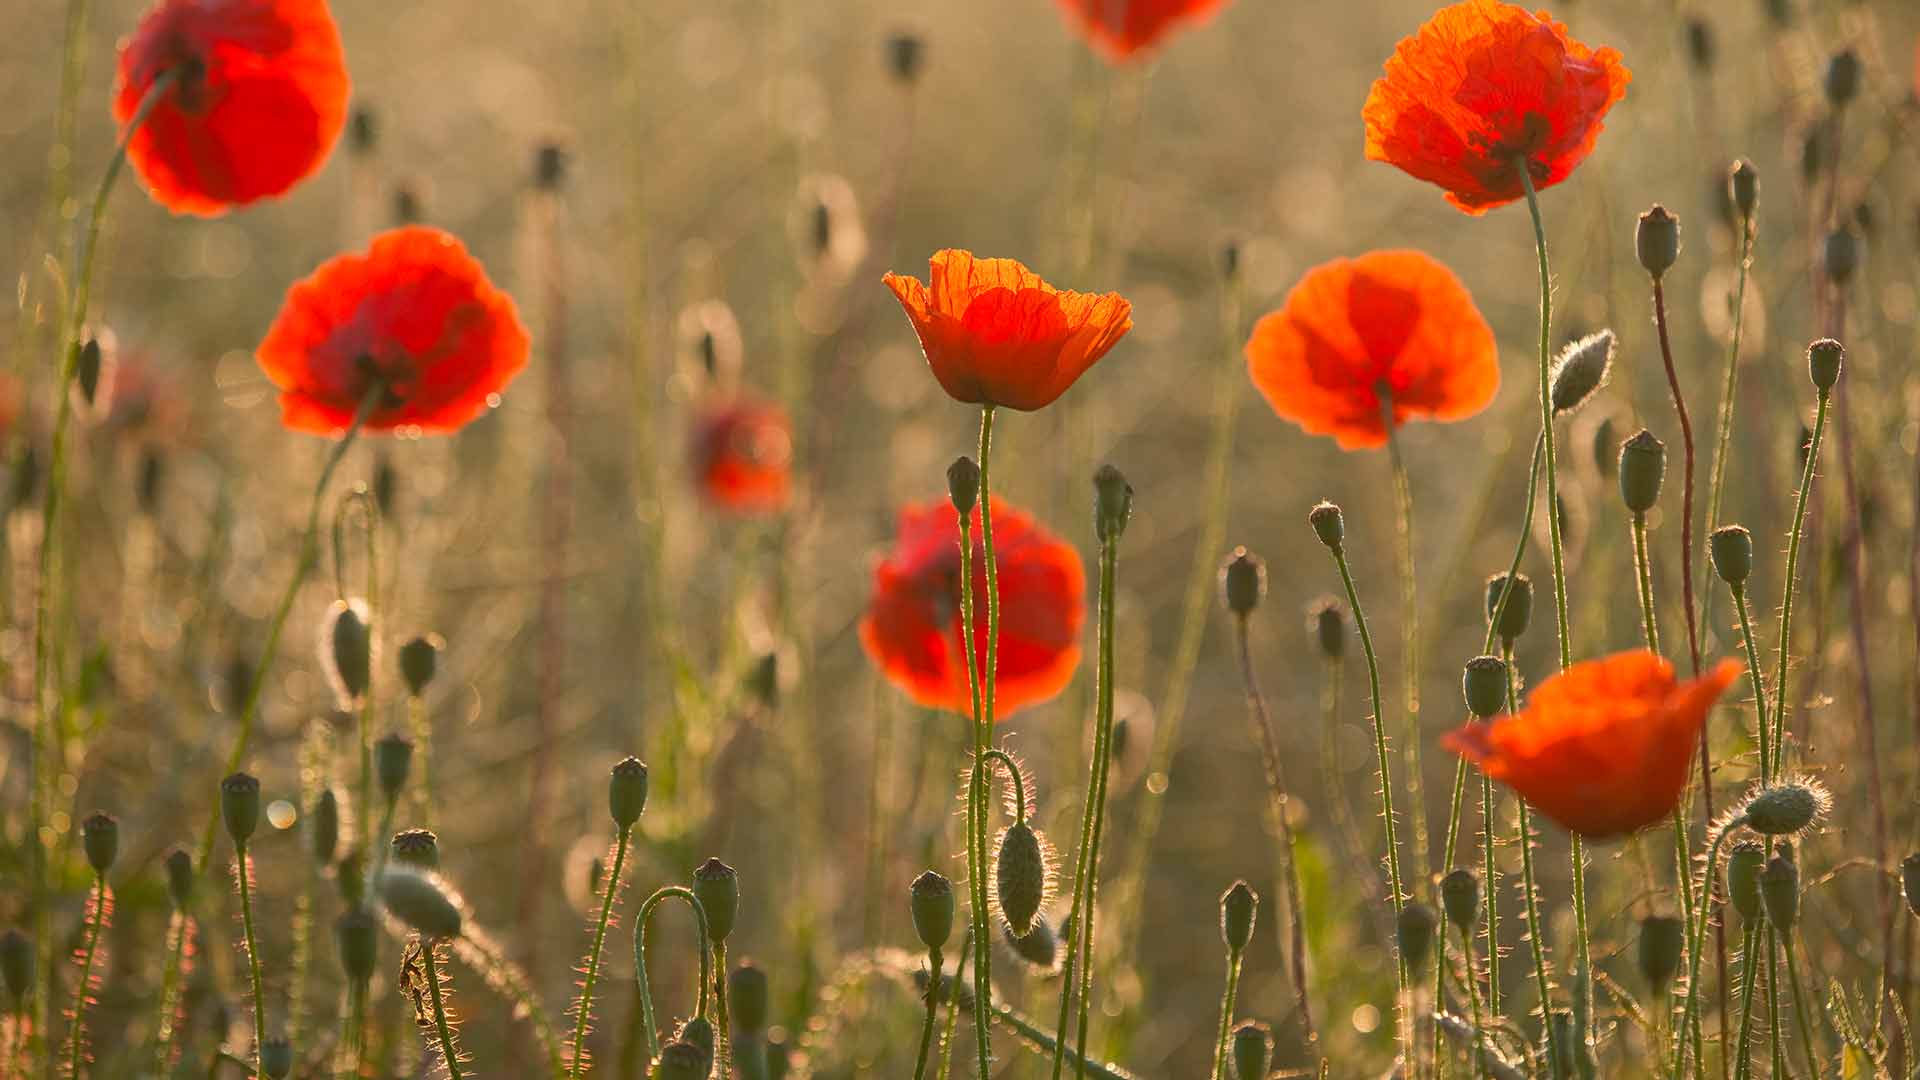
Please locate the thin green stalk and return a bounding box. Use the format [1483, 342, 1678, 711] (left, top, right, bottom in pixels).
[1569, 837, 1593, 1076]
[359, 499, 380, 857]
[633, 886, 712, 1063]
[1783, 929, 1820, 1072]
[1631, 515, 1661, 655]
[150, 908, 193, 1074]
[337, 982, 367, 1080]
[1674, 823, 1742, 1078]
[967, 403, 1002, 1078]
[1482, 772, 1501, 1018]
[1514, 166, 1570, 673]
[1505, 646, 1563, 1078]
[235, 850, 266, 1080]
[1732, 921, 1759, 1080]
[912, 947, 944, 1080]
[1209, 946, 1244, 1080]
[1700, 204, 1756, 633]
[1763, 924, 1784, 1080]
[1383, 411, 1430, 889]
[712, 940, 732, 1077]
[934, 931, 972, 1080]
[425, 942, 464, 1080]
[1458, 921, 1487, 1075]
[1768, 391, 1830, 777]
[569, 827, 632, 1078]
[1730, 586, 1770, 784]
[64, 874, 106, 1079]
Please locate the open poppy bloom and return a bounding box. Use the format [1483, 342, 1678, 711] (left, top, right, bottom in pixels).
[1054, 0, 1229, 62]
[690, 395, 793, 514]
[115, 0, 350, 217]
[883, 251, 1132, 412]
[1245, 250, 1498, 450]
[1363, 0, 1630, 214]
[860, 496, 1084, 718]
[256, 226, 530, 436]
[1444, 651, 1742, 839]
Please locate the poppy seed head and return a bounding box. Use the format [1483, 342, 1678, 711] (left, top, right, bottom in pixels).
[1221, 548, 1265, 617]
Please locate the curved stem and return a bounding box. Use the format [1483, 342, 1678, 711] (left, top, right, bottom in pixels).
[912, 947, 944, 1080]
[569, 827, 631, 1077]
[1769, 393, 1830, 777]
[1515, 165, 1570, 673]
[235, 849, 266, 1079]
[64, 874, 105, 1079]
[425, 941, 464, 1080]
[1651, 278, 1702, 677]
[633, 886, 712, 1063]
[1730, 588, 1770, 785]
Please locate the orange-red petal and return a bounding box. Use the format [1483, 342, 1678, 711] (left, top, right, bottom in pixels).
[690, 395, 793, 515]
[1053, 0, 1230, 62]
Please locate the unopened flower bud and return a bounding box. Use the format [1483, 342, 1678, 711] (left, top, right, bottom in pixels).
[77, 337, 104, 406]
[1549, 330, 1615, 414]
[1307, 501, 1344, 550]
[1440, 868, 1481, 930]
[910, 870, 955, 952]
[398, 634, 440, 697]
[730, 961, 771, 1030]
[1710, 525, 1753, 586]
[946, 457, 978, 516]
[322, 599, 373, 707]
[1727, 841, 1764, 921]
[885, 31, 924, 84]
[1730, 159, 1758, 220]
[0, 928, 31, 1002]
[335, 908, 378, 981]
[81, 811, 118, 875]
[1220, 880, 1258, 954]
[1306, 596, 1344, 659]
[675, 1017, 715, 1063]
[1636, 205, 1681, 280]
[1761, 855, 1800, 930]
[693, 858, 739, 944]
[374, 733, 413, 802]
[260, 1037, 293, 1079]
[1618, 429, 1666, 514]
[1397, 903, 1439, 972]
[1004, 913, 1060, 971]
[993, 823, 1050, 939]
[533, 141, 568, 191]
[1744, 781, 1828, 836]
[309, 789, 340, 865]
[1463, 656, 1508, 720]
[1824, 49, 1861, 107]
[222, 772, 261, 846]
[1638, 914, 1685, 991]
[1807, 338, 1843, 393]
[1484, 572, 1534, 645]
[165, 848, 195, 908]
[1231, 1020, 1274, 1080]
[1823, 227, 1859, 286]
[390, 828, 439, 870]
[610, 756, 650, 830]
[377, 867, 464, 940]
[1221, 548, 1265, 617]
[1092, 464, 1132, 543]
[651, 1039, 709, 1080]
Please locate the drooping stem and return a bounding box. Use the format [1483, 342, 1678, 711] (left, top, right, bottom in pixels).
[1768, 391, 1829, 777]
[64, 874, 106, 1079]
[235, 850, 267, 1080]
[569, 827, 632, 1078]
[425, 941, 464, 1080]
[633, 886, 712, 1063]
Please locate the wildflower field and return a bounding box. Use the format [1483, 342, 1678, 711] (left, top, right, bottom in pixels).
[5, 0, 1920, 1076]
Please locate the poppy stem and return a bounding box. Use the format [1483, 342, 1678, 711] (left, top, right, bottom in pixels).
[1764, 924, 1785, 1079]
[1768, 390, 1829, 780]
[1503, 645, 1564, 1079]
[1699, 202, 1756, 639]
[934, 929, 972, 1080]
[63, 873, 105, 1080]
[632, 886, 712, 1064]
[235, 847, 267, 1080]
[961, 404, 1001, 1078]
[1782, 926, 1820, 1071]
[1382, 407, 1430, 888]
[1730, 920, 1759, 1080]
[568, 825, 631, 1078]
[1209, 942, 1244, 1080]
[1514, 165, 1571, 673]
[425, 941, 463, 1080]
[1651, 277, 1702, 679]
[912, 945, 945, 1080]
[1730, 586, 1770, 786]
[1674, 820, 1742, 1078]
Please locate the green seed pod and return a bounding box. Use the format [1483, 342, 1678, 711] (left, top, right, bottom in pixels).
[376, 867, 463, 940]
[1220, 881, 1258, 955]
[1709, 525, 1753, 587]
[693, 858, 740, 944]
[1484, 572, 1533, 645]
[398, 634, 440, 697]
[946, 457, 979, 517]
[1092, 464, 1133, 543]
[221, 772, 261, 846]
[1463, 656, 1508, 720]
[1729, 161, 1758, 223]
[1761, 855, 1800, 931]
[1636, 205, 1682, 280]
[1221, 548, 1265, 617]
[1727, 841, 1765, 922]
[165, 848, 196, 909]
[260, 1037, 294, 1080]
[674, 1017, 715, 1064]
[1440, 869, 1481, 930]
[993, 823, 1050, 938]
[0, 928, 33, 1001]
[1307, 501, 1344, 551]
[1744, 782, 1827, 836]
[609, 756, 650, 830]
[650, 1039, 710, 1080]
[910, 870, 955, 952]
[335, 908, 378, 982]
[1807, 338, 1844, 394]
[885, 31, 924, 84]
[77, 336, 104, 406]
[1549, 330, 1615, 414]
[1306, 596, 1345, 660]
[1638, 914, 1685, 991]
[1003, 913, 1060, 971]
[390, 828, 439, 870]
[1618, 429, 1666, 514]
[1903, 854, 1920, 918]
[729, 961, 771, 1031]
[81, 811, 119, 875]
[1231, 1020, 1274, 1080]
[1824, 48, 1861, 107]
[1397, 903, 1439, 972]
[323, 599, 373, 707]
[1823, 227, 1859, 286]
[374, 733, 414, 802]
[309, 789, 340, 865]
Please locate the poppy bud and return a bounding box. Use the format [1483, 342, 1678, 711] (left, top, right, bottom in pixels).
[1231, 1020, 1273, 1080]
[1903, 854, 1920, 917]
[1638, 914, 1685, 991]
[610, 756, 650, 831]
[1308, 501, 1344, 551]
[372, 451, 396, 518]
[1823, 227, 1859, 286]
[1807, 338, 1844, 394]
[651, 1039, 709, 1080]
[390, 828, 439, 870]
[1729, 159, 1758, 220]
[394, 184, 424, 226]
[374, 733, 413, 802]
[1221, 548, 1265, 618]
[729, 961, 771, 1030]
[676, 1016, 715, 1063]
[1709, 525, 1753, 587]
[77, 337, 104, 406]
[377, 867, 464, 940]
[1743, 781, 1828, 835]
[1220, 880, 1258, 955]
[1618, 429, 1666, 514]
[398, 634, 439, 697]
[885, 31, 924, 84]
[1636, 205, 1681, 280]
[1726, 841, 1764, 921]
[1549, 330, 1615, 414]
[533, 141, 568, 191]
[9, 445, 39, 509]
[349, 106, 377, 155]
[138, 449, 165, 514]
[260, 1037, 293, 1080]
[1761, 855, 1800, 931]
[165, 848, 196, 909]
[1004, 912, 1060, 971]
[1397, 903, 1439, 972]
[322, 599, 373, 707]
[1484, 572, 1533, 645]
[1589, 417, 1616, 479]
[335, 908, 378, 981]
[910, 870, 955, 952]
[1440, 868, 1480, 930]
[309, 789, 340, 865]
[1306, 596, 1345, 659]
[693, 858, 739, 944]
[1824, 49, 1861, 107]
[946, 457, 979, 517]
[0, 928, 31, 1002]
[993, 822, 1050, 938]
[1092, 464, 1132, 543]
[81, 811, 119, 875]
[222, 772, 261, 846]
[1463, 656, 1508, 720]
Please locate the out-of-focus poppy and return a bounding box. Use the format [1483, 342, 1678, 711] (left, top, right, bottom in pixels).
[883, 250, 1131, 412]
[1443, 651, 1741, 839]
[860, 496, 1084, 718]
[1245, 250, 1498, 450]
[1363, 0, 1630, 214]
[115, 0, 350, 217]
[691, 395, 793, 514]
[1054, 0, 1229, 62]
[256, 226, 529, 436]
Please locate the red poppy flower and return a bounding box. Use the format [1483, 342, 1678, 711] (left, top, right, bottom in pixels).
[1054, 0, 1229, 62]
[1245, 250, 1498, 450]
[860, 496, 1085, 718]
[690, 395, 793, 514]
[883, 250, 1132, 412]
[1443, 651, 1741, 839]
[256, 226, 530, 436]
[1363, 0, 1630, 214]
[115, 0, 350, 216]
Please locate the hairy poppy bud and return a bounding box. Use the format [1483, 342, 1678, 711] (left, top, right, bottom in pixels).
[166, 848, 196, 908]
[1710, 525, 1753, 587]
[1902, 854, 1920, 918]
[651, 1039, 709, 1080]
[0, 928, 31, 1002]
[377, 867, 463, 940]
[1231, 1020, 1273, 1080]
[1221, 548, 1265, 617]
[675, 1017, 715, 1063]
[730, 961, 771, 1030]
[1397, 903, 1439, 972]
[1618, 429, 1666, 514]
[1743, 781, 1828, 836]
[1549, 330, 1615, 414]
[994, 823, 1051, 938]
[1824, 49, 1861, 107]
[335, 908, 378, 981]
[946, 457, 979, 517]
[1484, 572, 1533, 645]
[398, 634, 439, 697]
[1823, 227, 1859, 286]
[310, 789, 340, 865]
[910, 870, 955, 952]
[374, 733, 413, 802]
[1463, 656, 1508, 720]
[1727, 841, 1764, 921]
[1308, 501, 1344, 551]
[533, 141, 568, 191]
[1220, 880, 1258, 955]
[81, 811, 118, 875]
[1440, 868, 1480, 930]
[1004, 913, 1060, 971]
[610, 756, 649, 830]
[1638, 914, 1685, 991]
[323, 599, 373, 707]
[693, 858, 739, 944]
[1761, 855, 1800, 931]
[1306, 596, 1344, 659]
[77, 337, 104, 406]
[1807, 338, 1843, 394]
[885, 31, 924, 84]
[1636, 205, 1681, 280]
[222, 772, 261, 846]
[260, 1037, 293, 1080]
[1092, 464, 1132, 543]
[390, 828, 439, 870]
[1729, 159, 1758, 219]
